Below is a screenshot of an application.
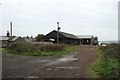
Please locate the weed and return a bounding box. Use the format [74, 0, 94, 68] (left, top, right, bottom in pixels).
[6, 43, 75, 56]
[91, 43, 119, 78]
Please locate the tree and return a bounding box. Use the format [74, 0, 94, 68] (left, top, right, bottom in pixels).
[36, 34, 44, 41]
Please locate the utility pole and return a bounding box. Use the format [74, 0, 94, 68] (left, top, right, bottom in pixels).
[57, 22, 60, 44]
[10, 22, 12, 46]
[10, 22, 12, 37]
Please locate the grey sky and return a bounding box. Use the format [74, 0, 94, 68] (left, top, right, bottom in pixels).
[1, 0, 119, 41]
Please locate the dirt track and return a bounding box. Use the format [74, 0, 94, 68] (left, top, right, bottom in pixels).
[2, 45, 99, 78]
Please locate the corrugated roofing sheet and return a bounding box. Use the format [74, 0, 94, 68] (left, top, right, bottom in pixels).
[76, 35, 93, 39]
[0, 36, 21, 41]
[57, 31, 80, 39]
[11, 36, 20, 41]
[0, 36, 9, 40]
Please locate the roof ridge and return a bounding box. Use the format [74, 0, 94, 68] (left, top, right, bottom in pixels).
[58, 31, 80, 39]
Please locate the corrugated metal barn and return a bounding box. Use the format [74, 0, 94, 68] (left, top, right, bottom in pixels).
[44, 30, 80, 45]
[76, 35, 98, 45]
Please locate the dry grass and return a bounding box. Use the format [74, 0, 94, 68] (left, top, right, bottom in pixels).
[6, 43, 74, 56]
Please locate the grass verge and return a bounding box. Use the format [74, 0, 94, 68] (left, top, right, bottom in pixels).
[90, 44, 119, 78]
[88, 47, 101, 78]
[0, 48, 7, 52]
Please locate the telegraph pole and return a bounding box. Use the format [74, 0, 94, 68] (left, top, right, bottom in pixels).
[10, 22, 12, 46]
[57, 22, 60, 44]
[10, 22, 12, 37]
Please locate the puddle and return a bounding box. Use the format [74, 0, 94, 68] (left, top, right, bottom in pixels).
[55, 67, 80, 69]
[46, 55, 78, 65]
[57, 55, 78, 62]
[30, 54, 78, 65]
[37, 59, 52, 63]
[46, 67, 52, 70]
[27, 76, 39, 78]
[31, 59, 54, 64]
[45, 66, 80, 70]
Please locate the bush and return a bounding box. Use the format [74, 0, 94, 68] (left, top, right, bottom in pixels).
[8, 43, 67, 52]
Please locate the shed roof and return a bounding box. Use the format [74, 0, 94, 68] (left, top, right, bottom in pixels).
[76, 35, 93, 39]
[10, 36, 21, 41]
[0, 36, 9, 40]
[52, 30, 80, 39]
[0, 36, 21, 41]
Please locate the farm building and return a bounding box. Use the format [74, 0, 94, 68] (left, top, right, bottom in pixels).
[8, 36, 26, 44]
[44, 30, 98, 45]
[0, 36, 26, 47]
[76, 35, 98, 45]
[0, 36, 10, 47]
[44, 30, 80, 45]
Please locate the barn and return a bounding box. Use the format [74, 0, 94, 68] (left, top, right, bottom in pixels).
[8, 36, 26, 44]
[0, 36, 9, 47]
[44, 30, 80, 45]
[76, 35, 98, 45]
[0, 36, 26, 47]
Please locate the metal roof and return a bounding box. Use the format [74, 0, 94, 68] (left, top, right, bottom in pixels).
[10, 36, 20, 41]
[58, 31, 80, 39]
[0, 36, 9, 40]
[76, 35, 93, 39]
[0, 36, 21, 41]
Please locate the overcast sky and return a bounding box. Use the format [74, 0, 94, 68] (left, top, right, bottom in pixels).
[1, 0, 119, 41]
